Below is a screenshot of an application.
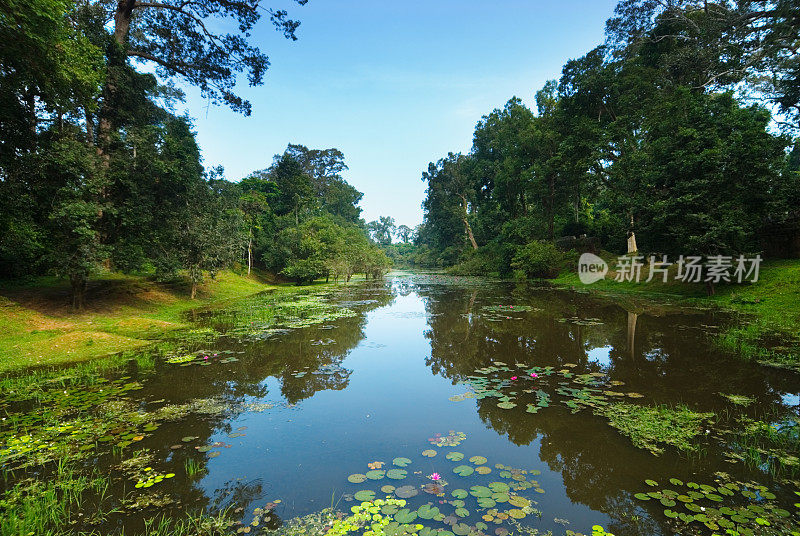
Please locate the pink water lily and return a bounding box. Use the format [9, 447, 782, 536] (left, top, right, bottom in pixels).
[429, 473, 441, 481]
[511, 376, 518, 380]
[530, 373, 539, 378]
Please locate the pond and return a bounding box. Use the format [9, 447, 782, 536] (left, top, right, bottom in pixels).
[1, 273, 799, 536]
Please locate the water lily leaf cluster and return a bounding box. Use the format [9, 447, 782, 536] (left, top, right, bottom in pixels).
[634, 474, 799, 535]
[342, 437, 548, 535]
[458, 361, 713, 455]
[429, 431, 467, 447]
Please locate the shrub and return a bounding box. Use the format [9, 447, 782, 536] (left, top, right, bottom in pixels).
[511, 240, 564, 279]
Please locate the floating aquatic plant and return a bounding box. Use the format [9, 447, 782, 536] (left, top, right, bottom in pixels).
[340, 435, 550, 536]
[633, 473, 798, 535]
[429, 431, 467, 447]
[597, 403, 714, 455]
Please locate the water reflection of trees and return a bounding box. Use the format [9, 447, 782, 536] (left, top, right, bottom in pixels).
[123, 281, 396, 525]
[416, 280, 800, 536]
[420, 281, 796, 417]
[142, 281, 395, 406]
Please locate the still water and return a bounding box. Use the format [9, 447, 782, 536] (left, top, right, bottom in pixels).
[5, 273, 800, 535]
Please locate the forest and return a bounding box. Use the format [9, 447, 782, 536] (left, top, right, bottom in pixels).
[0, 0, 390, 309]
[407, 1, 800, 280]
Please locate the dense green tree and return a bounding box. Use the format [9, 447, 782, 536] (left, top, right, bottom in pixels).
[40, 133, 108, 309]
[420, 153, 479, 251]
[367, 216, 396, 246]
[0, 0, 105, 280]
[284, 144, 363, 223]
[395, 225, 413, 243]
[472, 98, 536, 226]
[630, 89, 789, 258]
[415, 2, 795, 279]
[95, 0, 309, 159]
[606, 0, 800, 128]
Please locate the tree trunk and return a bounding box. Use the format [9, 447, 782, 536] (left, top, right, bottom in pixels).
[459, 195, 478, 250]
[70, 272, 88, 311]
[191, 281, 198, 300]
[705, 281, 715, 296]
[26, 90, 36, 140]
[85, 108, 94, 146]
[97, 0, 136, 151]
[247, 236, 252, 275]
[574, 193, 579, 223]
[547, 176, 555, 240]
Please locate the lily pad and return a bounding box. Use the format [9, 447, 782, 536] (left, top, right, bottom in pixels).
[348, 474, 367, 483]
[395, 508, 418, 523]
[393, 457, 412, 467]
[451, 489, 468, 499]
[488, 482, 510, 493]
[354, 490, 375, 502]
[452, 523, 470, 535]
[446, 452, 464, 461]
[470, 486, 492, 498]
[422, 449, 437, 457]
[365, 470, 385, 480]
[395, 485, 419, 499]
[417, 505, 440, 519]
[386, 469, 407, 480]
[508, 495, 531, 508]
[453, 465, 474, 477]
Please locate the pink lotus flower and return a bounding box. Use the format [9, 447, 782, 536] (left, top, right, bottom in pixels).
[511, 376, 518, 380]
[530, 373, 539, 378]
[429, 473, 441, 481]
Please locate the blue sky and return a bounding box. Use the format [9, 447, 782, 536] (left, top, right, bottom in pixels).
[180, 0, 619, 227]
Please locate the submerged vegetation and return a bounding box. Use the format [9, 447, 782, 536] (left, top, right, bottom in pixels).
[596, 403, 714, 456]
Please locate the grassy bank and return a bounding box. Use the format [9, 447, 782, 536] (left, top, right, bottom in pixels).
[552, 256, 800, 369]
[0, 271, 281, 371]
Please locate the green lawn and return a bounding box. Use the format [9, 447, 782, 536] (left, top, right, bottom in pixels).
[0, 271, 281, 371]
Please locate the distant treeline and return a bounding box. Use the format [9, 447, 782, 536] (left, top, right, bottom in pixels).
[410, 1, 800, 276]
[0, 0, 389, 308]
